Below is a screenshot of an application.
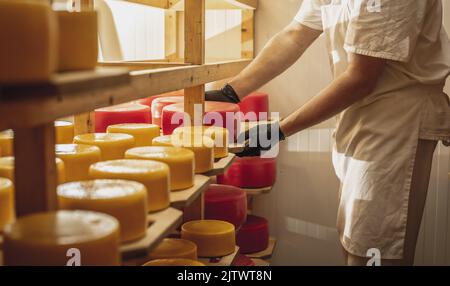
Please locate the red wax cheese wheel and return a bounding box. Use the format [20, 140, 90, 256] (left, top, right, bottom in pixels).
[204, 184, 247, 228]
[231, 254, 256, 266]
[238, 92, 269, 121]
[217, 157, 277, 188]
[236, 215, 269, 254]
[138, 90, 185, 123]
[151, 96, 184, 127]
[161, 101, 241, 137]
[95, 103, 151, 132]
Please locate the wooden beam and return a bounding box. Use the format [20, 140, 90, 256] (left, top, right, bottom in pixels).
[241, 10, 255, 59]
[165, 10, 179, 61]
[98, 61, 189, 70]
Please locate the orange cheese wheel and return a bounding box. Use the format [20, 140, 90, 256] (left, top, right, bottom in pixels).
[107, 123, 160, 147]
[143, 259, 205, 267]
[171, 134, 215, 174]
[55, 121, 75, 144]
[125, 147, 195, 191]
[0, 130, 14, 157]
[56, 144, 101, 182]
[181, 220, 236, 258]
[89, 160, 170, 212]
[58, 180, 148, 242]
[0, 156, 65, 184]
[0, 178, 15, 232]
[152, 136, 174, 147]
[73, 133, 135, 161]
[148, 238, 198, 260]
[174, 126, 229, 159]
[3, 210, 121, 266]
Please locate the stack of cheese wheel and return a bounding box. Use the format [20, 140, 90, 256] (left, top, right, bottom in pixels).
[95, 103, 151, 133]
[217, 156, 277, 188]
[236, 215, 270, 254]
[0, 156, 66, 184]
[73, 133, 135, 161]
[173, 126, 229, 159]
[161, 101, 240, 137]
[0, 1, 57, 83]
[181, 220, 236, 257]
[151, 97, 184, 127]
[55, 121, 75, 144]
[204, 184, 247, 228]
[126, 146, 195, 191]
[148, 238, 198, 260]
[0, 130, 14, 156]
[89, 160, 170, 212]
[138, 90, 185, 122]
[143, 259, 205, 266]
[3, 210, 121, 266]
[238, 92, 269, 121]
[56, 144, 101, 182]
[0, 178, 15, 232]
[58, 180, 148, 242]
[107, 123, 160, 147]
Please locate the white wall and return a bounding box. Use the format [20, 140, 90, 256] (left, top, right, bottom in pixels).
[253, 0, 450, 265]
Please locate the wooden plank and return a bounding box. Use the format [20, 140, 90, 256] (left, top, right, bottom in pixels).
[98, 61, 189, 70]
[241, 10, 255, 59]
[120, 207, 183, 259]
[247, 238, 277, 259]
[165, 10, 180, 61]
[170, 175, 210, 209]
[126, 0, 170, 9]
[244, 186, 273, 196]
[198, 247, 239, 266]
[13, 123, 58, 216]
[229, 143, 245, 154]
[170, 0, 258, 10]
[203, 153, 235, 176]
[74, 112, 95, 135]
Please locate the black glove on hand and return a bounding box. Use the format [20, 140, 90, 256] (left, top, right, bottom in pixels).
[237, 122, 286, 157]
[205, 84, 241, 104]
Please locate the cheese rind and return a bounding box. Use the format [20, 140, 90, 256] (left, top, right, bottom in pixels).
[181, 220, 236, 258]
[0, 130, 14, 157]
[125, 147, 195, 191]
[174, 126, 229, 159]
[0, 156, 65, 184]
[0, 178, 15, 232]
[55, 121, 75, 144]
[3, 210, 121, 266]
[73, 133, 135, 161]
[95, 104, 151, 133]
[89, 160, 170, 212]
[107, 123, 160, 147]
[56, 144, 101, 182]
[148, 238, 197, 260]
[152, 136, 174, 147]
[58, 180, 148, 242]
[143, 259, 205, 266]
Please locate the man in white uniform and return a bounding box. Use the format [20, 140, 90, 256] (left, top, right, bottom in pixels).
[207, 0, 450, 265]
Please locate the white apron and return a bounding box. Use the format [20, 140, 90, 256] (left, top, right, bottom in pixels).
[295, 0, 450, 259]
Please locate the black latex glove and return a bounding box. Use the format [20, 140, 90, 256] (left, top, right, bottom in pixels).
[205, 84, 241, 104]
[236, 122, 286, 157]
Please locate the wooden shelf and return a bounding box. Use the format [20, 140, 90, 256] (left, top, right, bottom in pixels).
[203, 153, 235, 177]
[170, 175, 211, 209]
[244, 186, 273, 196]
[247, 237, 277, 259]
[127, 0, 257, 10]
[228, 143, 245, 154]
[198, 247, 239, 266]
[120, 207, 183, 259]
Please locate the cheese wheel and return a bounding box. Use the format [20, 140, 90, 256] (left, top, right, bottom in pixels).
[143, 259, 205, 267]
[151, 97, 184, 127]
[174, 126, 229, 159]
[3, 210, 120, 266]
[95, 103, 151, 133]
[238, 92, 269, 121]
[89, 160, 170, 212]
[125, 147, 195, 191]
[57, 11, 98, 72]
[152, 136, 174, 147]
[0, 1, 57, 83]
[56, 144, 101, 182]
[236, 215, 269, 254]
[217, 157, 277, 188]
[170, 134, 214, 174]
[55, 121, 75, 144]
[205, 184, 247, 228]
[58, 180, 148, 242]
[73, 133, 135, 161]
[0, 178, 15, 232]
[0, 156, 65, 184]
[0, 130, 14, 157]
[148, 238, 197, 260]
[107, 123, 160, 147]
[181, 220, 236, 258]
[138, 90, 184, 123]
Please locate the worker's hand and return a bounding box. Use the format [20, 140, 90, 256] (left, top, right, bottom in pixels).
[237, 122, 286, 157]
[205, 84, 241, 104]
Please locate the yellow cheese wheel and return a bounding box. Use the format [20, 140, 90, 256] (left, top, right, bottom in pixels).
[152, 136, 174, 147]
[107, 123, 160, 147]
[174, 126, 229, 159]
[143, 259, 205, 267]
[58, 180, 148, 242]
[0, 178, 15, 232]
[181, 220, 236, 258]
[0, 156, 65, 184]
[125, 147, 195, 191]
[55, 121, 74, 144]
[0, 130, 14, 157]
[89, 160, 170, 212]
[57, 11, 98, 71]
[73, 133, 135, 161]
[3, 210, 120, 266]
[0, 1, 57, 83]
[171, 134, 214, 174]
[148, 238, 197, 260]
[56, 144, 101, 182]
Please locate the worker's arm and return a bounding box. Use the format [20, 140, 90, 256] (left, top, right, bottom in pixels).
[206, 21, 322, 103]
